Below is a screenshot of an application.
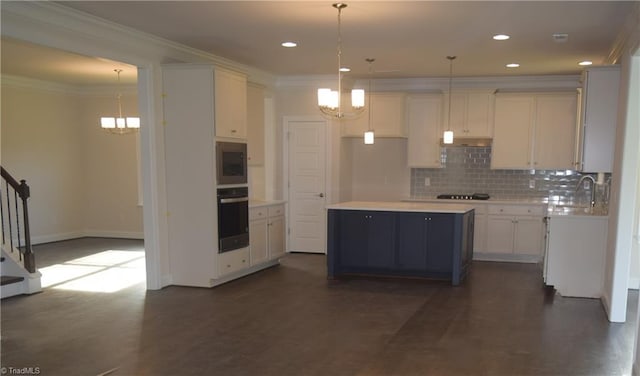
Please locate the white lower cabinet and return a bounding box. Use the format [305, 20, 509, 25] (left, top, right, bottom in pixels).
[545, 215, 608, 298]
[486, 204, 545, 259]
[268, 214, 286, 259]
[472, 205, 487, 253]
[249, 203, 286, 263]
[249, 217, 269, 265]
[218, 247, 250, 277]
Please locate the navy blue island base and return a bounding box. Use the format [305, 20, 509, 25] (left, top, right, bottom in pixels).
[326, 202, 475, 286]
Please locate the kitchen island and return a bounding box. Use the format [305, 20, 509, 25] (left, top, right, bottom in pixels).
[326, 201, 475, 285]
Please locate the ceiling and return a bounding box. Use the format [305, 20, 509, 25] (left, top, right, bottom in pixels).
[1, 1, 635, 85]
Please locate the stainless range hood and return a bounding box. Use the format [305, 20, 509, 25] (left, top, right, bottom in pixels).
[440, 137, 492, 147]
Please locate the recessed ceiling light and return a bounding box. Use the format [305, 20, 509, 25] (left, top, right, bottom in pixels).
[579, 60, 593, 66]
[506, 63, 520, 68]
[281, 41, 297, 48]
[493, 34, 510, 41]
[339, 67, 351, 72]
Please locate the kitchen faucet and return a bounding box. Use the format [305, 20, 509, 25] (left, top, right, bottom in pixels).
[576, 175, 597, 208]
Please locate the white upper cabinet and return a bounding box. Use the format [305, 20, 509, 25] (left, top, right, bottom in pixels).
[407, 94, 443, 168]
[534, 94, 578, 170]
[491, 92, 577, 170]
[342, 92, 406, 138]
[491, 95, 535, 169]
[214, 68, 247, 139]
[577, 66, 620, 173]
[442, 90, 494, 138]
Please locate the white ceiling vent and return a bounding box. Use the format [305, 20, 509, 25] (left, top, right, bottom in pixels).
[552, 33, 569, 43]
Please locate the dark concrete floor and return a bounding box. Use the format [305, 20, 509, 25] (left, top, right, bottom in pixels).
[1, 238, 637, 376]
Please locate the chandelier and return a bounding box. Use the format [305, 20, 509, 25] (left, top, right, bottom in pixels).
[317, 3, 365, 119]
[443, 56, 456, 144]
[100, 69, 140, 135]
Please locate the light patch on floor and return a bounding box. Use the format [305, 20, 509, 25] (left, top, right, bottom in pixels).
[39, 250, 145, 293]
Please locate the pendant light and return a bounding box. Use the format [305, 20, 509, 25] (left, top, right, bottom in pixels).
[100, 69, 140, 135]
[317, 3, 365, 120]
[443, 56, 456, 145]
[364, 58, 375, 145]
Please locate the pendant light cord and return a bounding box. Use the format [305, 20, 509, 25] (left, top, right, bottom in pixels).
[115, 69, 124, 118]
[335, 4, 345, 117]
[367, 58, 374, 131]
[447, 56, 456, 132]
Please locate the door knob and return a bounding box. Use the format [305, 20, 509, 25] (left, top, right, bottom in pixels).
[318, 193, 324, 198]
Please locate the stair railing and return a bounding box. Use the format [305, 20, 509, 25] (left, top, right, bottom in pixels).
[0, 166, 35, 273]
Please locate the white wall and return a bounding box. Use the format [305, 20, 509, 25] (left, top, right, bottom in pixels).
[80, 93, 143, 238]
[1, 81, 85, 242]
[350, 138, 410, 201]
[0, 78, 143, 243]
[602, 10, 640, 322]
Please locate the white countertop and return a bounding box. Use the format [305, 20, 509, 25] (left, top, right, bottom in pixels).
[249, 199, 286, 208]
[327, 201, 475, 214]
[405, 197, 608, 217]
[547, 205, 609, 217]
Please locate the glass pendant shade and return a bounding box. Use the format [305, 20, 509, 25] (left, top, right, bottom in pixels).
[364, 130, 375, 145]
[443, 130, 454, 144]
[352, 89, 365, 108]
[101, 117, 140, 129]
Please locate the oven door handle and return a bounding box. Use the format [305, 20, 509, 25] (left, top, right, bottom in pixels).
[219, 197, 249, 204]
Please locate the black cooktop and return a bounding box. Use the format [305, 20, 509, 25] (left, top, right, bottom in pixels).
[437, 193, 490, 200]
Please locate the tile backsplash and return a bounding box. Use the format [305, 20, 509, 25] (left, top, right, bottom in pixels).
[411, 147, 610, 206]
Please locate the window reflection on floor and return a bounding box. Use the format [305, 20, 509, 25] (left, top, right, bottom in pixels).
[39, 250, 145, 293]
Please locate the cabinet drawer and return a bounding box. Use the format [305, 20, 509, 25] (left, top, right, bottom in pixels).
[218, 247, 249, 276]
[488, 204, 544, 216]
[268, 204, 285, 217]
[249, 207, 268, 221]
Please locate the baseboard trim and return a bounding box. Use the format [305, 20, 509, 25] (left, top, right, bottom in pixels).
[601, 293, 614, 322]
[32, 232, 85, 245]
[31, 231, 144, 245]
[82, 230, 144, 240]
[473, 252, 541, 264]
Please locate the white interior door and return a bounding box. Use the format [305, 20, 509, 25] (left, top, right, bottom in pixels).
[287, 119, 327, 254]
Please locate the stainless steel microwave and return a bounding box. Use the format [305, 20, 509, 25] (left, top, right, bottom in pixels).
[216, 141, 247, 185]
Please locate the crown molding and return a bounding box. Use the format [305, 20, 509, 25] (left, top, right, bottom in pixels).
[607, 2, 640, 63]
[1, 1, 276, 88]
[277, 74, 580, 92]
[1, 74, 138, 96]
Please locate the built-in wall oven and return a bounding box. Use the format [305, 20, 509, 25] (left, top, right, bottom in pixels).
[217, 187, 249, 253]
[216, 141, 247, 185]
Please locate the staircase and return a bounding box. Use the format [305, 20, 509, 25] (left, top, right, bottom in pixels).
[1, 166, 41, 299]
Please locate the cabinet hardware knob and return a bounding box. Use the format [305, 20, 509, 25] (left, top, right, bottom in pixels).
[231, 129, 237, 133]
[318, 193, 324, 197]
